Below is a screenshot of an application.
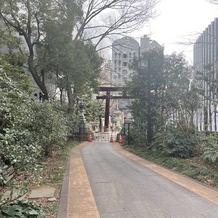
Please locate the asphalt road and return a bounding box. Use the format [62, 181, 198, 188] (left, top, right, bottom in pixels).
[81, 142, 218, 218]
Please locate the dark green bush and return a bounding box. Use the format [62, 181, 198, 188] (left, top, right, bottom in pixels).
[0, 63, 69, 208]
[130, 122, 148, 147]
[0, 74, 43, 202]
[201, 134, 218, 164]
[153, 125, 197, 158]
[28, 101, 67, 157]
[0, 200, 46, 217]
[65, 114, 80, 139]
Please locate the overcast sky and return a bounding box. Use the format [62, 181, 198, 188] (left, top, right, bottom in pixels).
[131, 0, 218, 64]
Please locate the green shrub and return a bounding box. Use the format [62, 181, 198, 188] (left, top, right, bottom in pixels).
[0, 66, 67, 207]
[28, 101, 67, 157]
[130, 122, 148, 147]
[0, 200, 46, 217]
[201, 134, 218, 164]
[65, 114, 80, 139]
[153, 125, 197, 158]
[0, 74, 42, 202]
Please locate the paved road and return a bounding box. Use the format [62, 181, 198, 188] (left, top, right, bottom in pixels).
[81, 142, 218, 218]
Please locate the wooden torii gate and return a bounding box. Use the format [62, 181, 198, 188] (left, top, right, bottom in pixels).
[96, 86, 134, 132]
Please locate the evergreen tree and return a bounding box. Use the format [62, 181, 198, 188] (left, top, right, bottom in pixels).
[127, 51, 200, 146]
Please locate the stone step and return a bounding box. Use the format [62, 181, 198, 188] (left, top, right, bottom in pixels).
[28, 186, 56, 199]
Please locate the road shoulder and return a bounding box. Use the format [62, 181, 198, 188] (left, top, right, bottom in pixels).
[113, 142, 218, 205]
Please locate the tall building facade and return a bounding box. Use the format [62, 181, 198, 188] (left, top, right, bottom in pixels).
[111, 36, 140, 87]
[110, 35, 162, 113]
[193, 17, 218, 131]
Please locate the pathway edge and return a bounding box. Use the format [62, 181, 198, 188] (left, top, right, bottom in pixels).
[113, 142, 218, 205]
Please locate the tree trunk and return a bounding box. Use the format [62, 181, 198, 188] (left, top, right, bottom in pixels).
[60, 88, 63, 104]
[26, 37, 49, 100]
[67, 81, 74, 114]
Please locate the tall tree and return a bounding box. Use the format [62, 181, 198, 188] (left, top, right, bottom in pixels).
[127, 51, 200, 146]
[163, 53, 200, 128]
[0, 0, 157, 109]
[0, 0, 83, 100]
[38, 24, 103, 112]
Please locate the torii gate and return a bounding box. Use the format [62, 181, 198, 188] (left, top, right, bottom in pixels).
[96, 86, 134, 132]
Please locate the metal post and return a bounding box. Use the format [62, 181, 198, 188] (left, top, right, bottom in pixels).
[147, 57, 152, 145]
[104, 91, 110, 132]
[128, 123, 130, 145]
[99, 115, 102, 132]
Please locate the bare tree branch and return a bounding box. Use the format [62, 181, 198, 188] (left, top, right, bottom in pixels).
[206, 0, 218, 4]
[74, 0, 158, 48]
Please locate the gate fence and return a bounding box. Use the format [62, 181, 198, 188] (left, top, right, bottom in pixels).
[67, 128, 119, 142]
[93, 132, 118, 142]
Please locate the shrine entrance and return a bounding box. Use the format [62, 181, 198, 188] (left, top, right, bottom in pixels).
[96, 86, 134, 132]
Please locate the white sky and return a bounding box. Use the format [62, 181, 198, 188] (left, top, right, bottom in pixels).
[131, 0, 218, 64]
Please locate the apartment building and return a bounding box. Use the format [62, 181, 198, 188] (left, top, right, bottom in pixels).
[110, 35, 162, 113]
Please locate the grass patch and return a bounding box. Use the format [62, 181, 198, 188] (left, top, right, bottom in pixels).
[41, 140, 79, 187]
[37, 140, 80, 217]
[123, 144, 218, 189]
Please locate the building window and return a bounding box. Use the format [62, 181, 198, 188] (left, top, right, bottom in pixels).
[123, 70, 127, 74]
[123, 54, 127, 58]
[118, 53, 121, 58]
[123, 62, 127, 66]
[129, 53, 132, 58]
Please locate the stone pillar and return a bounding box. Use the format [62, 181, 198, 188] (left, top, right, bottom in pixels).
[78, 101, 90, 140]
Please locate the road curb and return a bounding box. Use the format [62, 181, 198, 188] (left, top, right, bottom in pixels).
[57, 159, 70, 218]
[57, 141, 100, 218]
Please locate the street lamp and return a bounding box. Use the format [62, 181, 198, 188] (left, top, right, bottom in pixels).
[139, 56, 152, 146]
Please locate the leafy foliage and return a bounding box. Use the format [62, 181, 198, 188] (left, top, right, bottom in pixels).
[38, 36, 103, 112]
[153, 125, 197, 158]
[201, 134, 218, 164]
[65, 114, 80, 139]
[0, 69, 42, 200]
[0, 200, 46, 217]
[0, 61, 69, 207]
[0, 57, 32, 93]
[128, 49, 165, 145]
[27, 101, 67, 157]
[82, 94, 104, 123]
[128, 51, 200, 148]
[130, 120, 148, 147]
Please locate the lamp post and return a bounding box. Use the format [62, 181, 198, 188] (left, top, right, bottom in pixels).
[139, 56, 152, 146]
[147, 57, 152, 146]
